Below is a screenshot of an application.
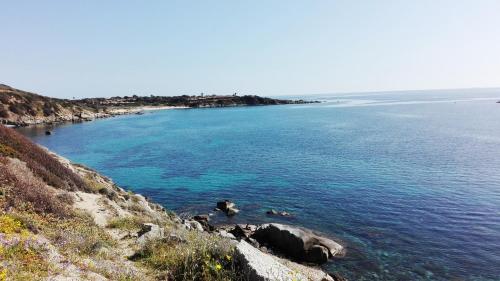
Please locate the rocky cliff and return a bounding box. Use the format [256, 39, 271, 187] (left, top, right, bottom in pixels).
[0, 84, 110, 126]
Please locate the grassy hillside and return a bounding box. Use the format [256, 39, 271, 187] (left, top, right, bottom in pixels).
[0, 84, 68, 118]
[0, 85, 99, 126]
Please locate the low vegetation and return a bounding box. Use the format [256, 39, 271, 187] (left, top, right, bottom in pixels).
[0, 214, 52, 280]
[77, 93, 302, 108]
[0, 125, 89, 192]
[0, 84, 85, 123]
[107, 216, 146, 231]
[132, 231, 242, 281]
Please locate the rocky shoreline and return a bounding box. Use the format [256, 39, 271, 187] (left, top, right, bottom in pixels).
[183, 200, 346, 280]
[1, 105, 188, 127]
[0, 124, 346, 280]
[64, 158, 346, 280]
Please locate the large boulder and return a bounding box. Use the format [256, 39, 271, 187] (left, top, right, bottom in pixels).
[252, 223, 343, 264]
[235, 240, 333, 281]
[235, 240, 307, 281]
[136, 223, 164, 245]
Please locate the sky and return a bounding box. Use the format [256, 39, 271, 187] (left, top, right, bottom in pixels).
[1, 1, 500, 98]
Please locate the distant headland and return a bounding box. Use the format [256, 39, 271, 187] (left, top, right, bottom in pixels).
[0, 84, 317, 126]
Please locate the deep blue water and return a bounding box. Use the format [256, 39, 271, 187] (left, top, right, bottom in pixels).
[18, 89, 500, 281]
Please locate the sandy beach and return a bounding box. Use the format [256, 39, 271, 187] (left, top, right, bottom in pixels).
[107, 105, 190, 114]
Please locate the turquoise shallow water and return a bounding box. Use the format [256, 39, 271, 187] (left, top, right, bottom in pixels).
[19, 89, 500, 280]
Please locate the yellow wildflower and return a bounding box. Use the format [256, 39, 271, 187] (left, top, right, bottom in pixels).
[225, 255, 232, 261]
[215, 263, 222, 271]
[0, 268, 6, 281]
[0, 215, 23, 234]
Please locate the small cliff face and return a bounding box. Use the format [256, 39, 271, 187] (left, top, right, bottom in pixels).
[0, 84, 107, 126]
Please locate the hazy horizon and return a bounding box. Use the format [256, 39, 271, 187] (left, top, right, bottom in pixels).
[2, 1, 500, 98]
[4, 83, 500, 100]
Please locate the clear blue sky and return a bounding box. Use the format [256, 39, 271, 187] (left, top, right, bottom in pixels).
[1, 1, 500, 98]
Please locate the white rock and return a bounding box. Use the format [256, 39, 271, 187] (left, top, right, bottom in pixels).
[182, 220, 204, 232]
[137, 223, 165, 245]
[219, 230, 236, 240]
[235, 240, 307, 281]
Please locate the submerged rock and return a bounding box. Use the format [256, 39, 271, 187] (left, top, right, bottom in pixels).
[266, 209, 292, 217]
[266, 209, 278, 215]
[252, 223, 343, 264]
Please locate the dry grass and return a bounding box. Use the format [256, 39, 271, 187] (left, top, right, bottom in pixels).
[0, 126, 89, 192]
[133, 230, 243, 281]
[0, 157, 70, 218]
[44, 212, 116, 259]
[107, 216, 146, 231]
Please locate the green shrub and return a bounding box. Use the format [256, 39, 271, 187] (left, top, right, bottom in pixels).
[107, 216, 145, 231]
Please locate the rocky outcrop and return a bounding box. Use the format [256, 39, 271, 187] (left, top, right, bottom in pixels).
[137, 223, 165, 245]
[182, 219, 204, 231]
[229, 224, 257, 239]
[235, 240, 307, 281]
[252, 223, 344, 264]
[235, 240, 334, 281]
[216, 200, 240, 216]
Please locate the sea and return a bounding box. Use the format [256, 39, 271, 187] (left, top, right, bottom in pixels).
[18, 89, 500, 281]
